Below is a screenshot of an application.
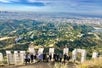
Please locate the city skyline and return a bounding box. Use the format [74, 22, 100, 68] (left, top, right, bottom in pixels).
[0, 0, 102, 16]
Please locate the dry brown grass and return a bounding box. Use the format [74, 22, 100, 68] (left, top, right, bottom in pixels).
[77, 57, 102, 68]
[54, 63, 68, 68]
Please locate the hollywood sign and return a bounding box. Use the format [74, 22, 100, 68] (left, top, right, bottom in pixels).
[0, 47, 99, 65]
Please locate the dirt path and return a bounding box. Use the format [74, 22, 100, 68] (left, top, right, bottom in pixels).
[0, 62, 76, 68]
[18, 62, 76, 68]
[18, 62, 54, 68]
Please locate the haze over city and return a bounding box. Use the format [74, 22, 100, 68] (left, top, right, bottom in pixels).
[0, 0, 102, 16]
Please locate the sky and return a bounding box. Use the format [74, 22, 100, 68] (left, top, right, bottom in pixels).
[0, 0, 102, 15]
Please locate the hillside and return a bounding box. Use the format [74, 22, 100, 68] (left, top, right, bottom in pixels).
[0, 19, 102, 56]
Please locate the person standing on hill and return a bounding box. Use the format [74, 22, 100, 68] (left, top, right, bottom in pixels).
[24, 53, 31, 64]
[30, 54, 34, 63]
[59, 53, 63, 62]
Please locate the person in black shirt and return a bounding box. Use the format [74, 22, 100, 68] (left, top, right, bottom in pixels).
[63, 54, 67, 63]
[59, 53, 63, 62]
[49, 54, 51, 61]
[43, 53, 46, 61]
[24, 53, 30, 64]
[30, 54, 34, 63]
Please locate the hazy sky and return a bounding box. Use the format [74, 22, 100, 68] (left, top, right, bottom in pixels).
[0, 0, 102, 15]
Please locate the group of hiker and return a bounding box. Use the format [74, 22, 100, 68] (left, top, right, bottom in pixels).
[24, 52, 70, 64]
